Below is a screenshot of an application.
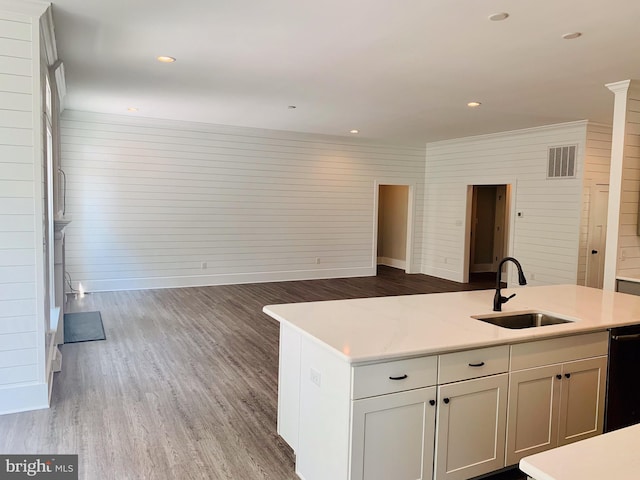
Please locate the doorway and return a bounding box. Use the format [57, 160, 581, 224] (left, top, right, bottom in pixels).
[468, 185, 509, 279]
[586, 185, 609, 288]
[376, 184, 412, 272]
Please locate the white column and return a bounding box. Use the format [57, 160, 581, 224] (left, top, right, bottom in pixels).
[603, 80, 640, 290]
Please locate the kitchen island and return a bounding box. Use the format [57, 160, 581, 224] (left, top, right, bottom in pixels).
[519, 423, 640, 480]
[263, 285, 640, 480]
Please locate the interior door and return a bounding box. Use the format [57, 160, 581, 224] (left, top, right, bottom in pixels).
[586, 186, 608, 288]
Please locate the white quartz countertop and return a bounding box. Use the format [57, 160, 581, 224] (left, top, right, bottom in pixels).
[519, 424, 640, 480]
[263, 285, 640, 363]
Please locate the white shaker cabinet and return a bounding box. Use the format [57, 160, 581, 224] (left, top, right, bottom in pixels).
[351, 386, 437, 480]
[434, 373, 509, 480]
[557, 356, 607, 446]
[506, 332, 609, 466]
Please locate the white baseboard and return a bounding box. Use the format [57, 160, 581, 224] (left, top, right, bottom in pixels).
[422, 264, 464, 283]
[376, 257, 406, 270]
[75, 267, 376, 293]
[0, 382, 49, 415]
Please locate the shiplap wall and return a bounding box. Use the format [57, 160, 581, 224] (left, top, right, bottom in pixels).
[60, 111, 426, 292]
[616, 94, 640, 277]
[423, 121, 587, 285]
[0, 2, 48, 414]
[577, 123, 612, 285]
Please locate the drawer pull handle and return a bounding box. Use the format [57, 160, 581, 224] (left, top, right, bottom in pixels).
[468, 361, 485, 367]
[389, 374, 408, 381]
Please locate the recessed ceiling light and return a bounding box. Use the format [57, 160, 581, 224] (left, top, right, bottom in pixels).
[467, 101, 482, 108]
[127, 107, 138, 112]
[562, 32, 582, 40]
[349, 129, 359, 134]
[156, 56, 176, 63]
[488, 12, 509, 21]
[288, 105, 297, 109]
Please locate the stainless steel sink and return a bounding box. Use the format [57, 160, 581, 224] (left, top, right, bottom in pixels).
[472, 311, 574, 329]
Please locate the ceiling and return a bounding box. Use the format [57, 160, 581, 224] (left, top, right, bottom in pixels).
[50, 0, 640, 145]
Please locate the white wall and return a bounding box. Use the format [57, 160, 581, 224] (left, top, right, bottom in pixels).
[615, 94, 640, 278]
[577, 123, 612, 285]
[60, 111, 426, 292]
[423, 121, 587, 285]
[0, 1, 48, 414]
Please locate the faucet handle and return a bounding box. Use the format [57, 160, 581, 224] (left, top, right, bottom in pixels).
[506, 293, 516, 301]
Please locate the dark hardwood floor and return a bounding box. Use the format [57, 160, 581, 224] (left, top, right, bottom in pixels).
[0, 266, 523, 479]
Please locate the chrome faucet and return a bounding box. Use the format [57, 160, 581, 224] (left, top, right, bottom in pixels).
[493, 257, 527, 311]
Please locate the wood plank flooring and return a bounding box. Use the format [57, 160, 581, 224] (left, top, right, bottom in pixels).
[0, 267, 522, 480]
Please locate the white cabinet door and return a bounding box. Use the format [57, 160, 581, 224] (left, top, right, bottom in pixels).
[505, 364, 562, 465]
[558, 356, 607, 446]
[351, 386, 437, 480]
[434, 374, 508, 480]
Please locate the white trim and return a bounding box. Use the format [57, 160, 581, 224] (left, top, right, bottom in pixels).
[0, 382, 48, 415]
[426, 120, 589, 149]
[40, 8, 66, 108]
[26, 5, 47, 387]
[605, 80, 632, 94]
[40, 7, 56, 65]
[70, 267, 375, 293]
[462, 180, 517, 284]
[376, 257, 407, 270]
[603, 82, 630, 291]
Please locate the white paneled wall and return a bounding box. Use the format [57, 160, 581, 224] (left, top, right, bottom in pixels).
[61, 111, 425, 291]
[0, 2, 48, 414]
[577, 123, 612, 285]
[423, 122, 587, 285]
[616, 96, 640, 277]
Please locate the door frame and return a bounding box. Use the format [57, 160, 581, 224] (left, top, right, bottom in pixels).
[373, 180, 416, 274]
[463, 181, 516, 284]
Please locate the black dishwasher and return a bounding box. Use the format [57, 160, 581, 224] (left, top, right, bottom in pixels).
[605, 324, 640, 432]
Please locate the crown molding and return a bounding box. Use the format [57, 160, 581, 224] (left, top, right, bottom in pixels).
[426, 120, 589, 148]
[40, 7, 66, 106]
[606, 80, 631, 95]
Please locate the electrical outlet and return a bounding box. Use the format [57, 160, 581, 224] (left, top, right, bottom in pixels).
[310, 368, 321, 387]
[530, 272, 536, 281]
[315, 257, 320, 264]
[201, 262, 207, 269]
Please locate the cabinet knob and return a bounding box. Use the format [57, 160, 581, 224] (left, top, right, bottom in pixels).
[565, 373, 571, 379]
[443, 398, 450, 404]
[389, 374, 408, 381]
[556, 374, 562, 380]
[429, 400, 436, 406]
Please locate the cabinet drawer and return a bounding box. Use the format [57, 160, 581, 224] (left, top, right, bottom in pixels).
[510, 332, 609, 371]
[438, 345, 509, 384]
[352, 356, 437, 400]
